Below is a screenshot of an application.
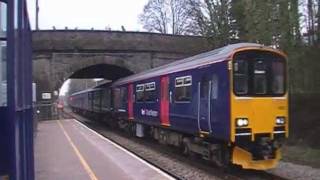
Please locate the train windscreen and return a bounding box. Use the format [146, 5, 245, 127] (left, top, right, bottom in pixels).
[233, 50, 286, 96]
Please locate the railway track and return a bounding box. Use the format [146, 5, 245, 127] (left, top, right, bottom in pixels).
[63, 111, 288, 180]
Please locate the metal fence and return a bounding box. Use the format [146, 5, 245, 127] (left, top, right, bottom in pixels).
[33, 103, 59, 121]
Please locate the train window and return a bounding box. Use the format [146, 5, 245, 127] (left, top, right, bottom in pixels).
[103, 89, 111, 108]
[0, 2, 6, 107]
[136, 84, 144, 102]
[211, 75, 218, 99]
[233, 60, 248, 95]
[200, 76, 209, 98]
[175, 76, 192, 102]
[93, 91, 101, 110]
[145, 82, 156, 102]
[253, 60, 267, 94]
[145, 82, 155, 91]
[233, 51, 286, 96]
[0, 41, 6, 107]
[175, 78, 183, 86]
[184, 76, 192, 86]
[175, 76, 192, 87]
[120, 87, 127, 106]
[272, 61, 285, 94]
[136, 84, 144, 92]
[0, 2, 6, 38]
[175, 86, 192, 102]
[113, 88, 121, 109]
[101, 90, 106, 108]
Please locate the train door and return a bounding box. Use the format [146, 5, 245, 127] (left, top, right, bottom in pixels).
[128, 84, 134, 120]
[160, 76, 170, 126]
[198, 76, 212, 132]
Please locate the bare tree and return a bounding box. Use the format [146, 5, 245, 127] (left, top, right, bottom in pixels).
[307, 0, 316, 44]
[139, 0, 197, 35]
[140, 0, 169, 33]
[188, 0, 233, 45]
[317, 0, 320, 44]
[169, 0, 197, 34]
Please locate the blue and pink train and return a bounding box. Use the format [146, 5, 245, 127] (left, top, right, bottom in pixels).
[69, 43, 289, 170]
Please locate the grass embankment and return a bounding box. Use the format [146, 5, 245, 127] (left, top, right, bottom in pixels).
[282, 145, 320, 168]
[282, 94, 320, 168]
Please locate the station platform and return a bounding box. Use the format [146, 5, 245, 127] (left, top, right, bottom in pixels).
[35, 119, 174, 180]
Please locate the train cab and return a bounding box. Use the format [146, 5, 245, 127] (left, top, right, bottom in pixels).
[230, 48, 288, 169]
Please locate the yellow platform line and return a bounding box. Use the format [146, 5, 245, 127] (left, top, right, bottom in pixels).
[57, 120, 99, 180]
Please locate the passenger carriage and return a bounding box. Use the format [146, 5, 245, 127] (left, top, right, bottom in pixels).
[69, 84, 112, 120]
[70, 43, 288, 170]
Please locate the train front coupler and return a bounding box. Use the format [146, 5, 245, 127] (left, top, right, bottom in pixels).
[231, 137, 282, 170]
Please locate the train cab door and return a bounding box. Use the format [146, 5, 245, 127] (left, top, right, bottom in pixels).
[128, 84, 134, 120]
[198, 76, 212, 133]
[160, 76, 170, 126]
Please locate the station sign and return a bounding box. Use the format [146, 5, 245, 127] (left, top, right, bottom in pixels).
[42, 92, 52, 100]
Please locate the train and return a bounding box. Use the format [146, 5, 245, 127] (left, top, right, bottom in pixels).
[0, 0, 34, 180]
[69, 43, 288, 170]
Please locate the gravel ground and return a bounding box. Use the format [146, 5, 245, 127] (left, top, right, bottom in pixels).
[269, 162, 320, 180]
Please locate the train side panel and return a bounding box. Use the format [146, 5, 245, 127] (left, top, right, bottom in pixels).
[167, 61, 230, 139]
[112, 61, 231, 138]
[132, 78, 161, 126]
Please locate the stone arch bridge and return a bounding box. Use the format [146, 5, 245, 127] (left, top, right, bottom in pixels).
[32, 30, 211, 103]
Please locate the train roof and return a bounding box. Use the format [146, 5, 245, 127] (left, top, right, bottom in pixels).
[70, 82, 111, 96]
[112, 43, 278, 86]
[70, 87, 103, 96]
[95, 82, 112, 88]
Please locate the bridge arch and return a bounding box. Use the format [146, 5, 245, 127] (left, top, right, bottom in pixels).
[32, 30, 211, 103]
[68, 64, 133, 80]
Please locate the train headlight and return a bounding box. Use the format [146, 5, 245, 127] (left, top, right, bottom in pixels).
[236, 118, 249, 127]
[276, 117, 286, 125]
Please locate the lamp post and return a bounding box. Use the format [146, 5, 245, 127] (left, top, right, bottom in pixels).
[36, 0, 39, 30]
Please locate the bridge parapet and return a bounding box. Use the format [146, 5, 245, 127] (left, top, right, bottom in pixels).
[32, 30, 211, 54]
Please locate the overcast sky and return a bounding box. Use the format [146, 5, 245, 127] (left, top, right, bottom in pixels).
[27, 0, 149, 31]
[26, 0, 150, 95]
